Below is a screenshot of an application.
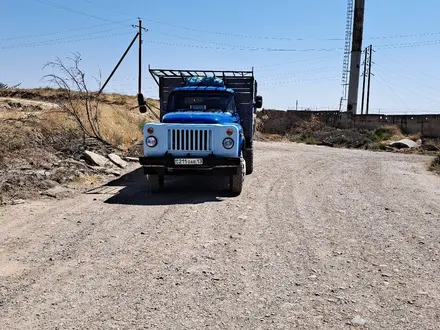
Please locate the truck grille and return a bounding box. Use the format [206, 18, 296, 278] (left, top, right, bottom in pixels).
[168, 129, 213, 151]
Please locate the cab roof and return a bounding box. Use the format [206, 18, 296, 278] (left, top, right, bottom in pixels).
[172, 86, 235, 94]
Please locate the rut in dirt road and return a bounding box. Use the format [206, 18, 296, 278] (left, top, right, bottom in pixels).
[1, 141, 439, 330]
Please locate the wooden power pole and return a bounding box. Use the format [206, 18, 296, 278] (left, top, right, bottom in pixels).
[347, 0, 365, 114]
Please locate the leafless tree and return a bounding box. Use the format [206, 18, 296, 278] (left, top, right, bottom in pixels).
[43, 52, 110, 145]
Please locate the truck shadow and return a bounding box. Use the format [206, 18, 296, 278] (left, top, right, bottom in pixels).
[98, 167, 235, 206]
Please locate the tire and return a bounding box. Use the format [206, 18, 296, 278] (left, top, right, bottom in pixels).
[147, 174, 164, 193]
[245, 148, 254, 175]
[230, 154, 246, 195]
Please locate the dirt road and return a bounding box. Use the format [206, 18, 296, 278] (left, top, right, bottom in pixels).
[1, 141, 439, 329]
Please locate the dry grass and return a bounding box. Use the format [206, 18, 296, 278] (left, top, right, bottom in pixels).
[430, 155, 440, 174]
[66, 174, 102, 188]
[0, 88, 159, 152]
[97, 102, 158, 149]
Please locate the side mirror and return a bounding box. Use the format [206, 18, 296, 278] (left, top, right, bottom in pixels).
[255, 95, 263, 109]
[137, 93, 147, 113]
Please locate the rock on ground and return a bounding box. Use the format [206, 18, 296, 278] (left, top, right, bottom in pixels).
[83, 151, 109, 167]
[108, 153, 128, 168]
[390, 139, 420, 149]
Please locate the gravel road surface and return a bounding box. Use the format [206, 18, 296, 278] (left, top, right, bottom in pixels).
[1, 141, 439, 329]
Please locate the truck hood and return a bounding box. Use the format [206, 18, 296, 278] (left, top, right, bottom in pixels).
[162, 111, 239, 124]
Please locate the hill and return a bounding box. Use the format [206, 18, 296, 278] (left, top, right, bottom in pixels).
[0, 88, 159, 204]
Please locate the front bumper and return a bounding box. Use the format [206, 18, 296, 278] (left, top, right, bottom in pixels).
[139, 154, 240, 175]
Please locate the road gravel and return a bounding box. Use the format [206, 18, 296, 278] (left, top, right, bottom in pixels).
[1, 141, 439, 329]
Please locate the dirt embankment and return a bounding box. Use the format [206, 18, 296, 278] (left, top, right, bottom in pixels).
[0, 88, 158, 204]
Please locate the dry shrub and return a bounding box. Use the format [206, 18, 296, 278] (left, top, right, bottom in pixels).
[430, 155, 440, 174]
[371, 125, 404, 142]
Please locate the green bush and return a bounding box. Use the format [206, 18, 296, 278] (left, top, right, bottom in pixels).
[370, 125, 401, 142]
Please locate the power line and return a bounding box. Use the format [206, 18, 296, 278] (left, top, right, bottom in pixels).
[0, 19, 133, 42]
[380, 78, 440, 104]
[259, 76, 339, 87]
[259, 67, 340, 80]
[374, 62, 439, 94]
[145, 19, 311, 41]
[146, 17, 440, 43]
[255, 55, 342, 70]
[1, 32, 134, 50]
[378, 52, 440, 82]
[376, 39, 440, 50]
[374, 71, 440, 106]
[34, 0, 135, 23]
[150, 30, 342, 52]
[145, 39, 341, 53]
[373, 73, 411, 111]
[1, 28, 133, 49]
[369, 30, 440, 40]
[79, 0, 137, 19]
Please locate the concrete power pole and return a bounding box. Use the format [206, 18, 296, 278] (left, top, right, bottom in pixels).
[347, 0, 365, 114]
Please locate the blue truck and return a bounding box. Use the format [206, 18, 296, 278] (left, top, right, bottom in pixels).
[138, 68, 263, 195]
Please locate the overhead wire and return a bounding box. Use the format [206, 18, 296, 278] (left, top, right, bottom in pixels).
[259, 76, 339, 87]
[374, 62, 439, 94]
[372, 74, 411, 112]
[1, 31, 134, 50]
[259, 67, 340, 80]
[378, 52, 440, 82]
[144, 39, 341, 53]
[33, 0, 135, 23]
[1, 19, 134, 42]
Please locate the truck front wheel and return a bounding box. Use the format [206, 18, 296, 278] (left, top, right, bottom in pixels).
[147, 174, 164, 193]
[245, 148, 254, 175]
[230, 155, 246, 195]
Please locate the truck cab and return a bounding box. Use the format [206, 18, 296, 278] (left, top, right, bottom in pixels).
[139, 69, 262, 195]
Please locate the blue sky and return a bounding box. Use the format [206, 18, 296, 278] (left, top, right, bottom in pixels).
[1, 0, 440, 114]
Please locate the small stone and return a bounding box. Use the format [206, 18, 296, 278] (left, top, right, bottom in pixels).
[141, 232, 145, 235]
[83, 151, 109, 167]
[351, 315, 367, 326]
[41, 163, 53, 170]
[123, 157, 139, 162]
[43, 186, 73, 199]
[108, 153, 128, 168]
[11, 199, 26, 205]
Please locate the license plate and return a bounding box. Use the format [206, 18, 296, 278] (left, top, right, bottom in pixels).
[174, 158, 203, 165]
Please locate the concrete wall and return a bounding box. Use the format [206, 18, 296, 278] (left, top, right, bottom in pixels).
[257, 110, 440, 138]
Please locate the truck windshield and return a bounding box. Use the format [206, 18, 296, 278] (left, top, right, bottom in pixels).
[170, 92, 236, 112]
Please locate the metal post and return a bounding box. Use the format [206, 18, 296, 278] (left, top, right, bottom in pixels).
[347, 0, 365, 114]
[138, 19, 142, 95]
[98, 32, 139, 94]
[361, 46, 368, 115]
[366, 45, 373, 115]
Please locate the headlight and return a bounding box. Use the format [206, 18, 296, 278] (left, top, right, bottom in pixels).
[146, 136, 157, 147]
[222, 138, 234, 149]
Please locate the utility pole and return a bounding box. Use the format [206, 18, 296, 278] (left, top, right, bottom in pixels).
[296, 100, 298, 111]
[360, 46, 368, 115]
[347, 0, 365, 114]
[366, 44, 373, 114]
[135, 18, 148, 113]
[98, 18, 147, 96]
[138, 18, 142, 95]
